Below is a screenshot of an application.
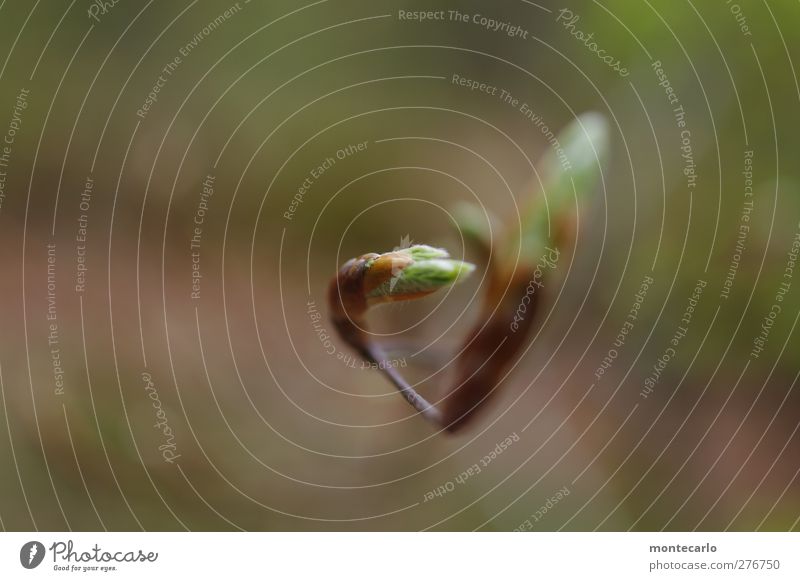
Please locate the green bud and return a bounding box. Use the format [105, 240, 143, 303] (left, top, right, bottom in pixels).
[404, 244, 451, 261]
[364, 245, 475, 301]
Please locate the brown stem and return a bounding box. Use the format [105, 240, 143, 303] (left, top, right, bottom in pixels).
[328, 256, 443, 426]
[329, 246, 551, 433]
[442, 272, 542, 431]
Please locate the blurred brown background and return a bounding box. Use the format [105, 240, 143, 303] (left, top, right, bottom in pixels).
[0, 0, 798, 531]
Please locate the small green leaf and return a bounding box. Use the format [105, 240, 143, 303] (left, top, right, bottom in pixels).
[513, 112, 610, 269]
[451, 201, 498, 257]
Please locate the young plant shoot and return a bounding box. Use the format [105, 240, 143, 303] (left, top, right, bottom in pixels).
[329, 112, 610, 432]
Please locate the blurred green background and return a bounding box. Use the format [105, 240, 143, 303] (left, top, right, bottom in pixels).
[0, 0, 798, 531]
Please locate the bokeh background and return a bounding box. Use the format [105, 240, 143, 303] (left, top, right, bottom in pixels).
[0, 0, 798, 531]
